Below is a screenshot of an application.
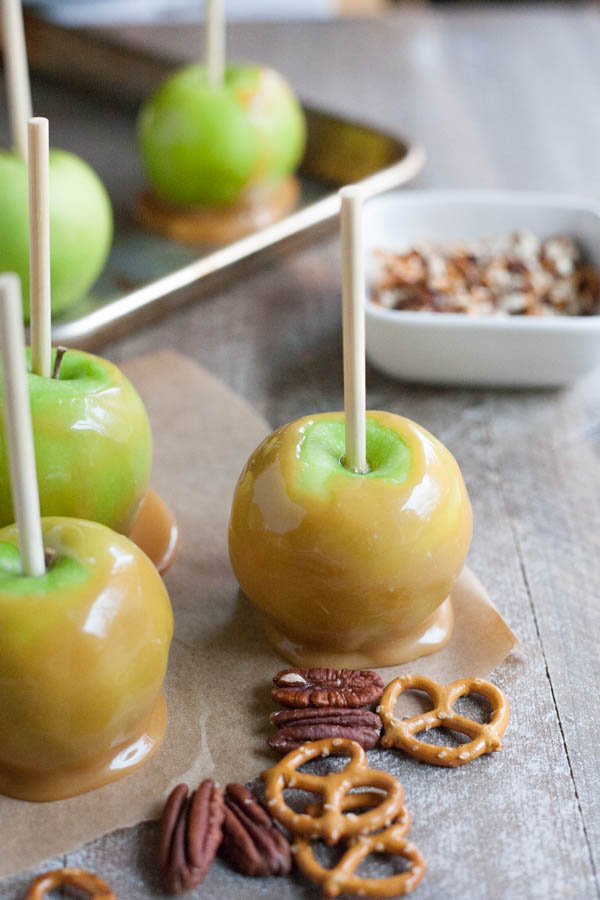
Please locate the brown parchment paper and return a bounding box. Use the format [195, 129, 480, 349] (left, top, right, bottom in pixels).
[0, 350, 517, 879]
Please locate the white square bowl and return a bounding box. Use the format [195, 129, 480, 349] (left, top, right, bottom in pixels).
[364, 190, 600, 387]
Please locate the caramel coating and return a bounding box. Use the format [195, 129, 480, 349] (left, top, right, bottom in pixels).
[229, 411, 472, 667]
[0, 518, 173, 801]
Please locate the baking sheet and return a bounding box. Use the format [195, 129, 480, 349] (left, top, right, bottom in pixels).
[18, 15, 426, 349]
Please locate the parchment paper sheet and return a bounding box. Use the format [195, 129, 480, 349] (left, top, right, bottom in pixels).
[0, 351, 517, 878]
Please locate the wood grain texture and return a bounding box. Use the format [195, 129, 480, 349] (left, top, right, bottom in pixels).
[2, 5, 600, 899]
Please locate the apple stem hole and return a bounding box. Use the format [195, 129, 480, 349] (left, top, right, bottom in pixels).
[44, 547, 57, 570]
[51, 346, 68, 379]
[341, 456, 370, 475]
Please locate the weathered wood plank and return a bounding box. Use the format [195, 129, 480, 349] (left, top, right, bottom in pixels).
[485, 371, 600, 885]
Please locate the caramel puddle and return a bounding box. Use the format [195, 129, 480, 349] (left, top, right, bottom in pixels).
[0, 694, 167, 802]
[135, 176, 300, 245]
[129, 489, 179, 575]
[263, 597, 454, 669]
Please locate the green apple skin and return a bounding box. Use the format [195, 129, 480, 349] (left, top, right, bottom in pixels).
[138, 63, 306, 207]
[229, 411, 473, 665]
[0, 518, 173, 788]
[0, 149, 113, 319]
[0, 349, 152, 534]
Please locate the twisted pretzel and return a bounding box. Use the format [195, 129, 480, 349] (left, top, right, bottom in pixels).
[304, 790, 411, 838]
[295, 795, 425, 898]
[261, 738, 404, 845]
[379, 674, 510, 767]
[25, 867, 115, 899]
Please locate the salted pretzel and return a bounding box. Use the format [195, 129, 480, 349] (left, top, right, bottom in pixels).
[261, 738, 404, 845]
[304, 790, 412, 838]
[25, 867, 115, 899]
[295, 795, 425, 898]
[379, 674, 510, 767]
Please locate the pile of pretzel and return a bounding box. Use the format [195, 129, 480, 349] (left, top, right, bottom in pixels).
[23, 673, 510, 899]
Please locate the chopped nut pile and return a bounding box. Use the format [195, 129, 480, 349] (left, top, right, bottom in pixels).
[372, 231, 599, 316]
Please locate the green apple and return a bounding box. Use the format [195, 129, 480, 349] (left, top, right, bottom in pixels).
[138, 63, 306, 207]
[0, 148, 113, 319]
[229, 411, 473, 667]
[0, 517, 173, 800]
[0, 348, 151, 534]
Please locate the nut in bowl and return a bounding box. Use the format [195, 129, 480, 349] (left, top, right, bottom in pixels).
[364, 190, 600, 386]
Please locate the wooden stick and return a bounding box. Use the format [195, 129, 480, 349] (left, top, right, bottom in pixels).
[0, 273, 45, 577]
[204, 0, 225, 88]
[28, 117, 52, 379]
[340, 185, 368, 474]
[1, 0, 33, 159]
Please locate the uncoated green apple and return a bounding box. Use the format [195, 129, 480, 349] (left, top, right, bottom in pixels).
[0, 149, 113, 319]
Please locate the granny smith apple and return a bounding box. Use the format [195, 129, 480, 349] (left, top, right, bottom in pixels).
[0, 517, 173, 801]
[0, 148, 113, 319]
[0, 348, 151, 534]
[138, 63, 306, 207]
[229, 411, 473, 667]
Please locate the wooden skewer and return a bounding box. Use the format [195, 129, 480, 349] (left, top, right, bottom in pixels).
[204, 0, 225, 88]
[1, 0, 33, 159]
[28, 117, 52, 379]
[340, 185, 368, 474]
[0, 273, 45, 577]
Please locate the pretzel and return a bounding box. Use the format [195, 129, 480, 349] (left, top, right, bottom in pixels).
[25, 867, 115, 899]
[261, 738, 404, 845]
[303, 790, 411, 838]
[379, 674, 510, 767]
[294, 795, 425, 898]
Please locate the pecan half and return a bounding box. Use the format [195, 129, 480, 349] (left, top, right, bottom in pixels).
[219, 783, 291, 876]
[272, 667, 384, 709]
[158, 780, 225, 894]
[268, 707, 382, 753]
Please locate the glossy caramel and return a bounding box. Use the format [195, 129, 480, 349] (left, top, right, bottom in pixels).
[229, 411, 472, 667]
[0, 694, 167, 803]
[0, 518, 173, 801]
[129, 489, 179, 575]
[136, 176, 299, 244]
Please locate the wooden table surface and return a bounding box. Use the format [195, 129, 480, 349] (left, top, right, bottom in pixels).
[3, 4, 600, 898]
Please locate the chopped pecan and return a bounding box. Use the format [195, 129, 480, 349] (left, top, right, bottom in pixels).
[272, 667, 384, 709]
[269, 707, 381, 752]
[158, 780, 225, 894]
[219, 783, 291, 876]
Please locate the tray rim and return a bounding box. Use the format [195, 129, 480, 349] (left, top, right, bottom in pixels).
[51, 116, 425, 347]
[24, 16, 426, 347]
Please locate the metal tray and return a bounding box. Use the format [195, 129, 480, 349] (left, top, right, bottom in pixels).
[24, 16, 425, 349]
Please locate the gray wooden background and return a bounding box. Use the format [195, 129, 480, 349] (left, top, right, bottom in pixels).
[2, 4, 600, 898]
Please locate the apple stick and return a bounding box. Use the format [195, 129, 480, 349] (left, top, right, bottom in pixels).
[0, 273, 45, 576]
[204, 0, 225, 88]
[340, 185, 368, 474]
[28, 117, 52, 379]
[1, 0, 33, 159]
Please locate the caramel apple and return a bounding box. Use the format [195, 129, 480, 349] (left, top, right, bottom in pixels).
[0, 272, 172, 802]
[0, 517, 173, 802]
[229, 411, 472, 668]
[0, 348, 152, 534]
[136, 1, 305, 243]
